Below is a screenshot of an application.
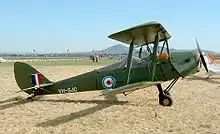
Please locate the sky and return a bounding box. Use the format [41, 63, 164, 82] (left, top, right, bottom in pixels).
[0, 0, 220, 53]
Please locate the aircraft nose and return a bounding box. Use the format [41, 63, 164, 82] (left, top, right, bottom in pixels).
[193, 51, 201, 69]
[194, 51, 200, 62]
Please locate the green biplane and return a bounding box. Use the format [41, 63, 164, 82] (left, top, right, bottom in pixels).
[14, 21, 206, 107]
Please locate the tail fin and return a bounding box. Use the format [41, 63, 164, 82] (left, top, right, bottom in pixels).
[14, 62, 51, 91]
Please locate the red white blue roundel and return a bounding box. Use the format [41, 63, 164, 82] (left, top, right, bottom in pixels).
[102, 76, 116, 89]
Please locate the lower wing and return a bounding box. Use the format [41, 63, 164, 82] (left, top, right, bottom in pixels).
[101, 81, 162, 96]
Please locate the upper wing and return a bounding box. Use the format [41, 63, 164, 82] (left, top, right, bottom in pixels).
[101, 81, 162, 96]
[108, 21, 171, 46]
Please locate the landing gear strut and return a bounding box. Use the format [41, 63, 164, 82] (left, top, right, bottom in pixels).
[156, 78, 179, 107]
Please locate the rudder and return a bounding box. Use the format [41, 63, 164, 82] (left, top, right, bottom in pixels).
[14, 62, 51, 91]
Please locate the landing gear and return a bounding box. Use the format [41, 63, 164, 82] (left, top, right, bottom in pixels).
[156, 78, 179, 107]
[159, 92, 173, 106]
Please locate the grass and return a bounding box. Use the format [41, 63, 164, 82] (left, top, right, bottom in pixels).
[0, 59, 120, 67]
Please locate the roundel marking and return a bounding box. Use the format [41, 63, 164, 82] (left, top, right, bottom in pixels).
[102, 76, 116, 89]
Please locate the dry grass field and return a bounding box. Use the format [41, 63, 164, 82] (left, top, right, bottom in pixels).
[1, 62, 220, 134]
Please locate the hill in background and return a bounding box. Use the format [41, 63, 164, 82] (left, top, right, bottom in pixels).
[0, 44, 217, 57]
[91, 44, 216, 55]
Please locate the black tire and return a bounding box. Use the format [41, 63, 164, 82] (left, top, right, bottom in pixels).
[159, 94, 173, 107]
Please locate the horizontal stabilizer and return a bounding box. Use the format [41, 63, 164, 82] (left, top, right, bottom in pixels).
[101, 81, 162, 96]
[20, 83, 53, 95]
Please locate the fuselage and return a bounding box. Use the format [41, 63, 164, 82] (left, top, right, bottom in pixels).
[44, 51, 200, 94]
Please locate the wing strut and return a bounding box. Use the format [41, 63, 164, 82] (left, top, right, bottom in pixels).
[126, 40, 134, 84]
[138, 46, 143, 58]
[150, 33, 160, 81]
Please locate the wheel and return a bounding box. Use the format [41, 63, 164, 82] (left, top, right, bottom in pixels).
[159, 94, 173, 107]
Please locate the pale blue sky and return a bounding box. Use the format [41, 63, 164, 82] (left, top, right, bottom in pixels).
[0, 0, 219, 53]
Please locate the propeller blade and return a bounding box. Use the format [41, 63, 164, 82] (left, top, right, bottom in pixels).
[195, 38, 209, 73]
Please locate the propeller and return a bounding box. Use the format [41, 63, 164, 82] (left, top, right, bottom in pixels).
[195, 38, 209, 73]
